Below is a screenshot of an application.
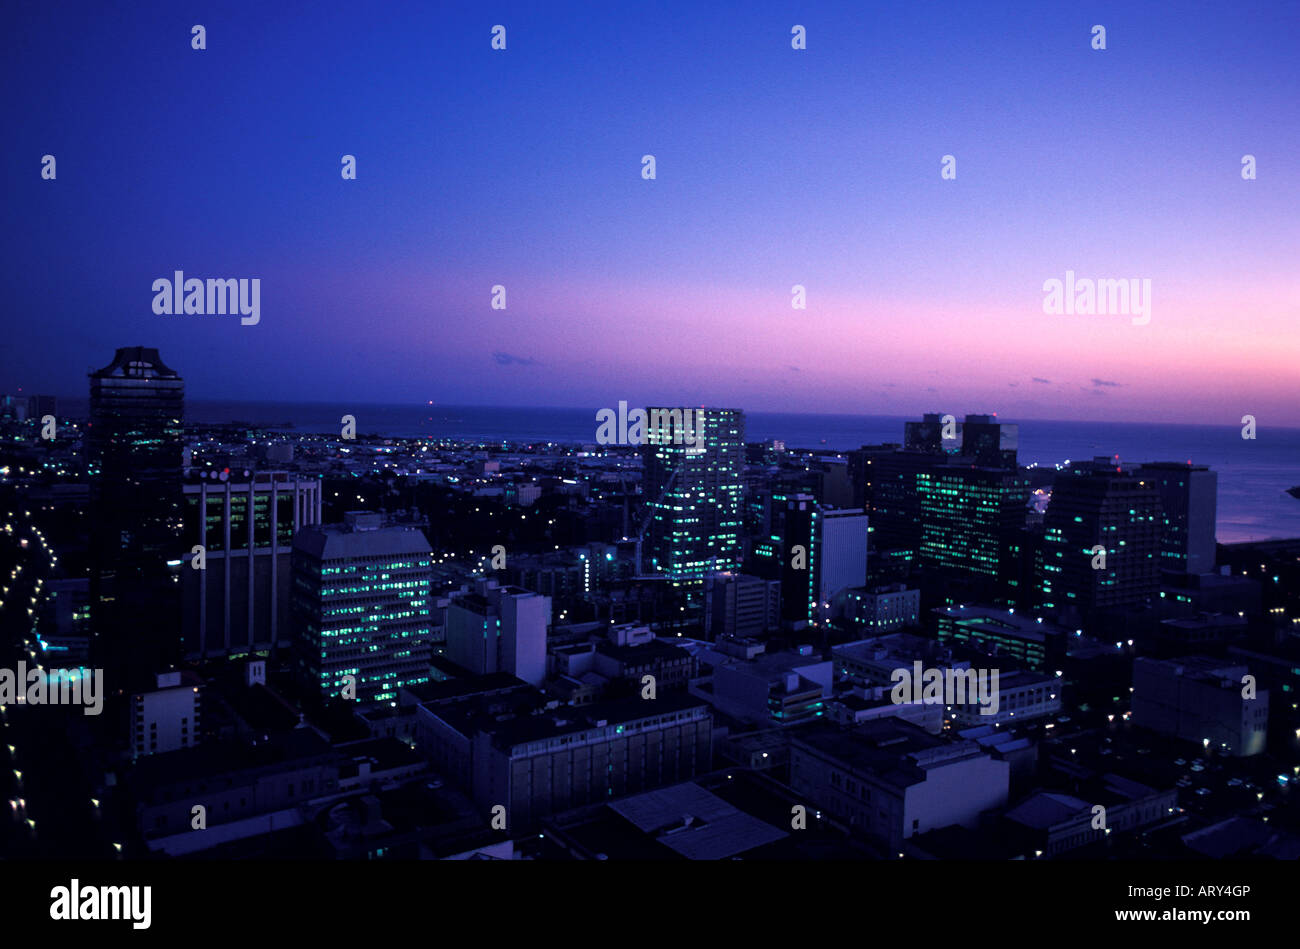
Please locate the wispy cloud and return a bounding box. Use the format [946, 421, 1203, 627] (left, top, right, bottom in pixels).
[492, 351, 539, 367]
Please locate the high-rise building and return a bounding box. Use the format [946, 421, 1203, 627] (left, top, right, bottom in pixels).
[87, 346, 185, 682]
[1041, 463, 1162, 621]
[704, 572, 781, 639]
[816, 508, 869, 623]
[846, 443, 900, 511]
[643, 407, 745, 589]
[904, 413, 950, 453]
[182, 471, 323, 660]
[1134, 462, 1218, 575]
[959, 414, 1018, 470]
[292, 512, 434, 705]
[756, 492, 818, 624]
[864, 450, 940, 558]
[445, 577, 550, 687]
[916, 465, 1031, 594]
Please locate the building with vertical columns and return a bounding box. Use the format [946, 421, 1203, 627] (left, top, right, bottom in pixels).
[182, 471, 322, 660]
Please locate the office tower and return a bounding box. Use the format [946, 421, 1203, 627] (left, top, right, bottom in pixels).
[758, 492, 818, 624]
[959, 414, 1018, 469]
[904, 413, 949, 453]
[816, 508, 869, 623]
[704, 573, 781, 639]
[87, 346, 185, 682]
[1134, 462, 1218, 575]
[846, 443, 900, 510]
[916, 466, 1031, 592]
[1041, 463, 1162, 621]
[816, 459, 855, 508]
[292, 512, 434, 705]
[182, 471, 323, 660]
[445, 577, 550, 687]
[865, 450, 939, 558]
[642, 407, 745, 588]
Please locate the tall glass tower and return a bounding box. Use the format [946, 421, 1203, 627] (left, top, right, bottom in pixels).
[642, 407, 745, 591]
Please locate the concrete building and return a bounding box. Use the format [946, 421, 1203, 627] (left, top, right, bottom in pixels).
[131, 671, 203, 759]
[789, 719, 1010, 852]
[416, 689, 712, 831]
[948, 669, 1060, 727]
[1132, 656, 1268, 756]
[816, 508, 869, 623]
[1004, 775, 1178, 857]
[445, 577, 550, 687]
[933, 606, 1070, 672]
[832, 583, 921, 634]
[704, 572, 781, 639]
[707, 646, 832, 727]
[130, 728, 340, 855]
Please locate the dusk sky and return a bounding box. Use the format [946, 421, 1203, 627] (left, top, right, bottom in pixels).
[4, 0, 1298, 424]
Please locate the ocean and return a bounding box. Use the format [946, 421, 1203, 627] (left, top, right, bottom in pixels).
[59, 400, 1300, 545]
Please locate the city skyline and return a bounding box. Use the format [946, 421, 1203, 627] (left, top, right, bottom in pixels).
[4, 0, 1300, 901]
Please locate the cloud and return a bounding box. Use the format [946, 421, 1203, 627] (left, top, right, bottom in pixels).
[1081, 386, 1106, 396]
[492, 351, 538, 367]
[926, 386, 937, 392]
[1032, 377, 1051, 385]
[788, 365, 801, 372]
[1090, 378, 1121, 388]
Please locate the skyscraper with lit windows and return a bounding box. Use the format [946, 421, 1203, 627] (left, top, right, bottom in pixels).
[1041, 462, 1162, 622]
[291, 512, 433, 705]
[643, 407, 745, 590]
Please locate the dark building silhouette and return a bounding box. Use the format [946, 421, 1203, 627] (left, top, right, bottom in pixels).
[88, 346, 185, 684]
[1134, 461, 1218, 575]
